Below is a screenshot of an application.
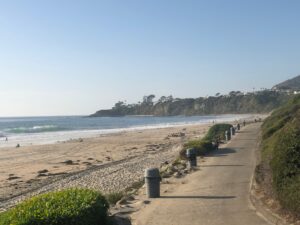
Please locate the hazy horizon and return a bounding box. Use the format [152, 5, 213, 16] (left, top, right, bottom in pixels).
[1, 1, 300, 117]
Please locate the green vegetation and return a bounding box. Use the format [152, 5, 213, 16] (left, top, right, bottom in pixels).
[180, 123, 232, 159]
[0, 189, 109, 225]
[105, 192, 124, 205]
[90, 90, 290, 117]
[204, 123, 233, 141]
[260, 94, 300, 214]
[181, 140, 214, 158]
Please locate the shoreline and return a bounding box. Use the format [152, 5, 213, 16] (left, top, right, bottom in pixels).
[0, 115, 263, 211]
[0, 114, 258, 148]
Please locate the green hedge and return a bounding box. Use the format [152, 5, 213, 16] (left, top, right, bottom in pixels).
[260, 94, 300, 214]
[0, 188, 109, 225]
[180, 140, 215, 159]
[179, 123, 233, 159]
[204, 123, 233, 142]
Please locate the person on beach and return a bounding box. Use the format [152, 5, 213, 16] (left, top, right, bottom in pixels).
[243, 120, 246, 127]
[5, 137, 8, 141]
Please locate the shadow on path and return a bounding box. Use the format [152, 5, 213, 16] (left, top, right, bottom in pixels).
[206, 148, 236, 157]
[235, 138, 257, 141]
[201, 164, 244, 167]
[160, 195, 236, 199]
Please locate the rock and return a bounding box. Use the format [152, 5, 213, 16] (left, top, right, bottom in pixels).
[161, 161, 169, 165]
[183, 169, 189, 174]
[62, 160, 74, 165]
[7, 176, 20, 180]
[173, 171, 182, 178]
[38, 169, 48, 174]
[177, 164, 186, 171]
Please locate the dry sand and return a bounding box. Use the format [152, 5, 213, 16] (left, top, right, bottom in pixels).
[0, 123, 212, 210]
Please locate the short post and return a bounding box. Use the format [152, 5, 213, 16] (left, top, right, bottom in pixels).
[186, 148, 197, 168]
[225, 130, 230, 142]
[144, 168, 161, 198]
[230, 127, 234, 137]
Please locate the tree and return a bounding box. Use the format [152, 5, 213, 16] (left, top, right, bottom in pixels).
[158, 96, 167, 103]
[113, 101, 126, 109]
[142, 95, 156, 105]
[166, 95, 173, 102]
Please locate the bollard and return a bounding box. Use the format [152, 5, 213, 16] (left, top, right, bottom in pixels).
[230, 127, 235, 137]
[186, 148, 197, 168]
[144, 168, 161, 198]
[225, 130, 230, 142]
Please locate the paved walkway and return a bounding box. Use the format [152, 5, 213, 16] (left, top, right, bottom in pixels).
[131, 123, 271, 225]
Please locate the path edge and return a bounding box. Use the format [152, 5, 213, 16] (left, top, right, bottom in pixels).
[249, 126, 288, 225]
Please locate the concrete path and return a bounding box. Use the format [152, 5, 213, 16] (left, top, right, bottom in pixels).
[131, 123, 271, 225]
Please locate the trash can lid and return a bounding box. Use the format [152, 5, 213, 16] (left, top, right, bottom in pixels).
[144, 168, 160, 178]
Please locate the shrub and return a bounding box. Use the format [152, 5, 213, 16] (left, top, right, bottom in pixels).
[270, 119, 300, 213]
[204, 123, 233, 142]
[0, 188, 109, 225]
[106, 192, 124, 206]
[180, 140, 214, 159]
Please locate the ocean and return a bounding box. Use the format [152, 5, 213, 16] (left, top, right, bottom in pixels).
[0, 114, 253, 148]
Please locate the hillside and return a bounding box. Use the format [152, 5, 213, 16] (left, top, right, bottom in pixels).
[256, 94, 300, 218]
[273, 74, 300, 91]
[90, 90, 290, 117]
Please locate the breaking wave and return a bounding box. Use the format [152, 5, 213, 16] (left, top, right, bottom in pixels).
[5, 125, 66, 134]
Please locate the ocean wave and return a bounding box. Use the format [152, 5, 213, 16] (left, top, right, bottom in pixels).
[4, 125, 66, 134]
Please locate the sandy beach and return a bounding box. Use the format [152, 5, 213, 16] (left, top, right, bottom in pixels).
[0, 123, 214, 210]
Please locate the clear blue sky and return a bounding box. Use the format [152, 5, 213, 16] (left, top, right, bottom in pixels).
[0, 0, 299, 116]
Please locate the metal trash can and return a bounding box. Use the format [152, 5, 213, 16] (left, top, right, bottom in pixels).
[186, 148, 197, 167]
[144, 168, 161, 198]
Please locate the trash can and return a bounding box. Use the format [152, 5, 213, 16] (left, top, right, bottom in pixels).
[144, 168, 161, 198]
[186, 148, 197, 167]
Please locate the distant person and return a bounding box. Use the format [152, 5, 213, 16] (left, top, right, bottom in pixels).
[237, 123, 240, 130]
[5, 137, 8, 141]
[243, 120, 246, 127]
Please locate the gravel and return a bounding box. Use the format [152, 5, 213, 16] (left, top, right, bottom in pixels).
[0, 143, 182, 211]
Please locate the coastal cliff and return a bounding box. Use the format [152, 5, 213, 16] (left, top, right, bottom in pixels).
[90, 90, 290, 117]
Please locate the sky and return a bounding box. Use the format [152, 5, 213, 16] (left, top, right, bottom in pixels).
[0, 0, 300, 117]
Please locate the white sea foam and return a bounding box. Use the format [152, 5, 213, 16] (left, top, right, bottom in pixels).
[0, 114, 257, 148]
